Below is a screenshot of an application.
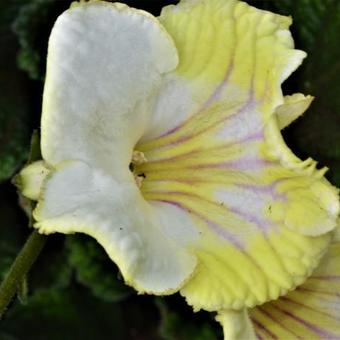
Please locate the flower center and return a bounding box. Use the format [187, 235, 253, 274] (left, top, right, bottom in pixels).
[130, 150, 147, 188]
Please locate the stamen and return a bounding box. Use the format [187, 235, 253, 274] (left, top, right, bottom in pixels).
[131, 151, 147, 188]
[134, 174, 145, 188]
[132, 150, 147, 165]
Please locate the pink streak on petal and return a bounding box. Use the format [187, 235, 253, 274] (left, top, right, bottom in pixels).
[273, 304, 339, 339]
[237, 183, 286, 201]
[252, 318, 278, 340]
[256, 307, 301, 339]
[228, 207, 272, 232]
[151, 198, 244, 249]
[191, 158, 276, 171]
[160, 62, 235, 138]
[164, 98, 256, 148]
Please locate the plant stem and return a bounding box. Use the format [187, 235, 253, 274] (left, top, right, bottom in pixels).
[0, 230, 47, 319]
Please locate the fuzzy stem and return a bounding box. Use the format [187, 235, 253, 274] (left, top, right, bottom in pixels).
[0, 230, 47, 319]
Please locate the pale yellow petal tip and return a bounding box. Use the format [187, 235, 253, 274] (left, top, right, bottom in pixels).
[69, 0, 82, 9]
[15, 161, 50, 201]
[276, 179, 340, 236]
[216, 309, 256, 340]
[276, 93, 314, 129]
[277, 14, 292, 29]
[70, 0, 126, 10]
[333, 219, 340, 242]
[126, 257, 197, 296]
[70, 0, 96, 9]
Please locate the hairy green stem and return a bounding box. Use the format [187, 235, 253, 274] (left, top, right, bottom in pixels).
[0, 230, 47, 319]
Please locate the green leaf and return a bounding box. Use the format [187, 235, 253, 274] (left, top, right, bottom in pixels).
[0, 2, 32, 182]
[66, 234, 132, 303]
[12, 0, 72, 80]
[28, 236, 72, 292]
[156, 297, 220, 340]
[0, 287, 125, 340]
[27, 130, 42, 163]
[0, 184, 27, 282]
[0, 107, 29, 183]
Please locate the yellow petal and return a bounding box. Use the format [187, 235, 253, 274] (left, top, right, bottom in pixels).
[134, 0, 339, 312]
[275, 178, 339, 236]
[216, 309, 256, 340]
[333, 221, 340, 241]
[250, 242, 340, 339]
[141, 0, 305, 143]
[276, 93, 314, 129]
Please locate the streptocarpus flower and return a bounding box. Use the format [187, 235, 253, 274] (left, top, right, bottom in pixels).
[18, 0, 340, 338]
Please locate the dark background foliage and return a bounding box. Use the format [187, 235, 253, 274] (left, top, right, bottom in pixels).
[0, 0, 339, 339]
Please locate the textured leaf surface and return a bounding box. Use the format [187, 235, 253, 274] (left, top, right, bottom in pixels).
[0, 288, 125, 340]
[0, 1, 31, 182]
[0, 184, 26, 281]
[29, 236, 72, 291]
[67, 235, 131, 302]
[12, 0, 71, 80]
[157, 297, 220, 340]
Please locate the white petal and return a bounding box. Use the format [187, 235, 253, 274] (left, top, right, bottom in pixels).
[41, 1, 178, 174]
[34, 161, 196, 294]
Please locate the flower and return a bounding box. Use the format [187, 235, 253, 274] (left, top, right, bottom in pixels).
[18, 0, 339, 338]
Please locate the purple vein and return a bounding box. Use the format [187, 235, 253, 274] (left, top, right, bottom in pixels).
[153, 198, 243, 249]
[257, 306, 303, 339]
[273, 303, 338, 338]
[163, 98, 255, 149]
[236, 183, 286, 201]
[148, 189, 271, 232]
[280, 296, 340, 322]
[160, 61, 235, 138]
[251, 316, 278, 340]
[189, 157, 276, 171]
[145, 131, 263, 164]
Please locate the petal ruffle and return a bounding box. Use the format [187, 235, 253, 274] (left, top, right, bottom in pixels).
[275, 93, 314, 130]
[34, 161, 197, 294]
[141, 0, 305, 142]
[41, 1, 178, 175]
[134, 0, 339, 311]
[250, 241, 340, 339]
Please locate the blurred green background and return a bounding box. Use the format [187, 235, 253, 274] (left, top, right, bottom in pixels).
[0, 0, 339, 339]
